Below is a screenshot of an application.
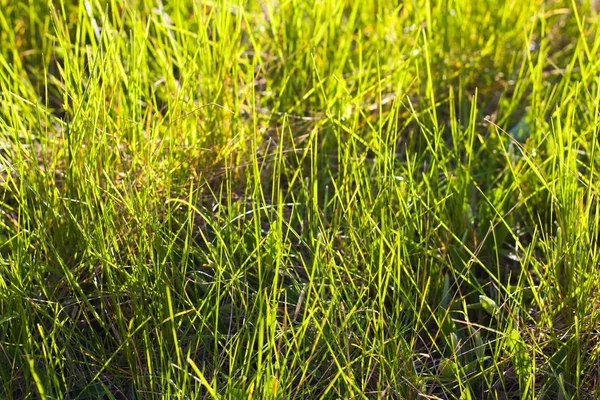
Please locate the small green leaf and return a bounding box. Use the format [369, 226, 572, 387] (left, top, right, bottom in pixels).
[479, 295, 499, 316]
[439, 358, 460, 379]
[506, 329, 532, 387]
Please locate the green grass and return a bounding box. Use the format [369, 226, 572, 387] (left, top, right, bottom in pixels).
[1, 0, 600, 398]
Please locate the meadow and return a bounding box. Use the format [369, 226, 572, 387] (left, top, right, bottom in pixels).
[1, 0, 600, 398]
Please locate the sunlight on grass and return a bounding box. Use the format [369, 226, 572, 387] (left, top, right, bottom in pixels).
[1, 0, 600, 398]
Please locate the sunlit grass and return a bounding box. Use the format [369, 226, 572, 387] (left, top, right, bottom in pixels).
[1, 0, 600, 398]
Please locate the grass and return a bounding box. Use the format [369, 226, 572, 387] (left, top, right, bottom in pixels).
[1, 0, 600, 398]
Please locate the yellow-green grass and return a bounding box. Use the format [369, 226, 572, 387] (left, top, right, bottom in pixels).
[1, 0, 600, 398]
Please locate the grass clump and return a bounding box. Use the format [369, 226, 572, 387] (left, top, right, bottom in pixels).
[1, 0, 600, 398]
